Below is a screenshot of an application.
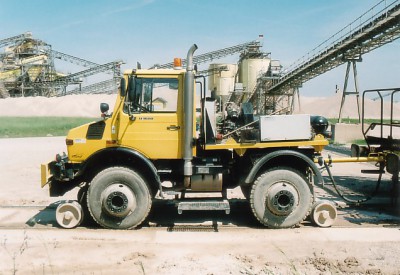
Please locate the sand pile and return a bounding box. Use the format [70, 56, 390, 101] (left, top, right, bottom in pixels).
[0, 94, 116, 117]
[0, 93, 397, 118]
[295, 93, 398, 119]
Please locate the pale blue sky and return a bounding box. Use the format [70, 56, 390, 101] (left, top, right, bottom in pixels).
[1, 0, 399, 96]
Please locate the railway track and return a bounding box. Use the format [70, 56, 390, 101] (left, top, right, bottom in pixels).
[1, 198, 399, 231]
[0, 147, 398, 231]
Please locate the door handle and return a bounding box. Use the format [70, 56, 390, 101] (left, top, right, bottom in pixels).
[167, 125, 180, 131]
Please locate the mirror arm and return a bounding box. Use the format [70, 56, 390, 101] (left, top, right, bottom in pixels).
[124, 102, 136, 121]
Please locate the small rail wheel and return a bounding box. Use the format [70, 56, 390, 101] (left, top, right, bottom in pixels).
[55, 201, 83, 229]
[87, 167, 152, 229]
[250, 168, 312, 228]
[310, 200, 337, 227]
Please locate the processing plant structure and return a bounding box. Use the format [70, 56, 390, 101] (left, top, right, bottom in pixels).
[0, 32, 121, 98]
[1, 1, 399, 118]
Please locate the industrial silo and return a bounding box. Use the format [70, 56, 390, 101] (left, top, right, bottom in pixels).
[208, 63, 238, 108]
[239, 57, 270, 101]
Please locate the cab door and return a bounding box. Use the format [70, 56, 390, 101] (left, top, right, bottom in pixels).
[117, 75, 183, 159]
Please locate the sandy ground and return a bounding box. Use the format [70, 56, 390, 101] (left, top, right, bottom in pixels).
[0, 94, 116, 118]
[0, 137, 400, 274]
[1, 227, 400, 274]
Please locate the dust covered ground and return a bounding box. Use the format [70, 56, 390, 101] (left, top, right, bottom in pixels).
[2, 227, 400, 274]
[0, 137, 400, 274]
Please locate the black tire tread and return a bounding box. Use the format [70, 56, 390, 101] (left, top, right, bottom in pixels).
[250, 167, 313, 229]
[87, 166, 152, 229]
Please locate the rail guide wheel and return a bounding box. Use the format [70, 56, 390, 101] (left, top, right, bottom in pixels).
[55, 201, 84, 229]
[310, 200, 337, 227]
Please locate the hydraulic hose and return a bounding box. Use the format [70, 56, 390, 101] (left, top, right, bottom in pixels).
[323, 161, 383, 205]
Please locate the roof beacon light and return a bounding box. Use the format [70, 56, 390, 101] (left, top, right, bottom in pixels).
[173, 58, 182, 70]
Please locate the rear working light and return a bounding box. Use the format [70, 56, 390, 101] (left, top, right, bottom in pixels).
[66, 139, 74, 146]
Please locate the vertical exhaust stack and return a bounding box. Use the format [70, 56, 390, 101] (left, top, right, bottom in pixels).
[183, 44, 198, 185]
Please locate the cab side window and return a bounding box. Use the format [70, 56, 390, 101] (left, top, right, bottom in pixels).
[125, 77, 178, 113]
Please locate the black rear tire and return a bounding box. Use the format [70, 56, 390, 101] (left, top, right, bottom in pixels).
[250, 168, 312, 228]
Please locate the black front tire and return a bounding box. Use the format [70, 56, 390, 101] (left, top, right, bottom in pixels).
[77, 185, 96, 226]
[87, 167, 152, 229]
[240, 185, 251, 200]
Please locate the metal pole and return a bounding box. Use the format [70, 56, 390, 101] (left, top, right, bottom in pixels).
[338, 61, 351, 123]
[352, 61, 361, 123]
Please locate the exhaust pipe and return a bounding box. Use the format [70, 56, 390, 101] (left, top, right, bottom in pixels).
[183, 44, 198, 185]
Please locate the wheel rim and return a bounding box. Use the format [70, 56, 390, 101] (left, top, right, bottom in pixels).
[101, 184, 136, 218]
[266, 182, 299, 216]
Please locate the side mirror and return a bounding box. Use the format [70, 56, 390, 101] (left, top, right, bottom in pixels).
[120, 77, 126, 97]
[128, 76, 136, 102]
[100, 103, 109, 114]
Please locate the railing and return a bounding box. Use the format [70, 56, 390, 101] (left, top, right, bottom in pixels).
[283, 0, 399, 78]
[262, 0, 400, 96]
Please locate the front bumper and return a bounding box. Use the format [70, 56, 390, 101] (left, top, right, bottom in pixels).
[40, 153, 74, 188]
[40, 154, 81, 197]
[40, 162, 52, 187]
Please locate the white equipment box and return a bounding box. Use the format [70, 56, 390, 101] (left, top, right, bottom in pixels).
[260, 114, 311, 141]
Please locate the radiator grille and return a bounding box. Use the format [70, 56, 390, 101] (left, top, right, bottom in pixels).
[86, 121, 106, 140]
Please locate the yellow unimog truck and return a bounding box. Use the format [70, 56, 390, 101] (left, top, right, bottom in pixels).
[41, 45, 333, 229]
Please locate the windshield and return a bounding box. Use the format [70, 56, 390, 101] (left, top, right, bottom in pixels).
[125, 77, 178, 113]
